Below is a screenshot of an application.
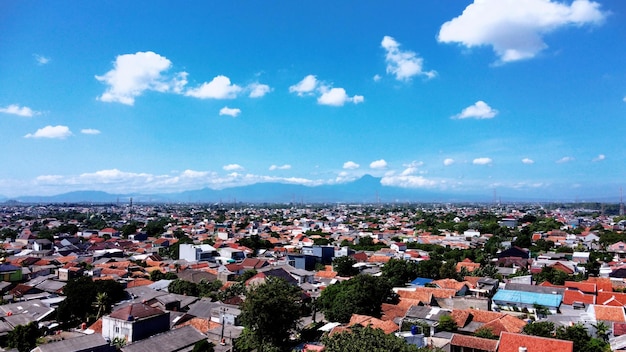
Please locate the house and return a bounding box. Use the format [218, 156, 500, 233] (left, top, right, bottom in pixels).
[450, 333, 498, 352]
[178, 244, 219, 262]
[102, 303, 170, 343]
[32, 333, 114, 352]
[121, 325, 206, 352]
[33, 239, 53, 252]
[0, 263, 23, 282]
[492, 289, 562, 314]
[498, 331, 573, 352]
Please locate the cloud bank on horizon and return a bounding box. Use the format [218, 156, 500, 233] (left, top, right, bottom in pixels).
[0, 0, 622, 201]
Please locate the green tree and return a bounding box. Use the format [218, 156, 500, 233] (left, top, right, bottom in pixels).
[437, 315, 458, 332]
[317, 275, 393, 323]
[56, 277, 125, 325]
[192, 339, 215, 352]
[555, 323, 609, 352]
[333, 256, 359, 277]
[6, 322, 40, 352]
[322, 325, 436, 352]
[522, 321, 555, 338]
[237, 277, 302, 352]
[381, 258, 419, 287]
[168, 279, 200, 296]
[474, 327, 498, 340]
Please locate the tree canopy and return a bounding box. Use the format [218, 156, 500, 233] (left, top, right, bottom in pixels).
[6, 322, 40, 352]
[322, 325, 437, 352]
[237, 277, 303, 352]
[317, 274, 394, 323]
[56, 276, 126, 326]
[333, 256, 359, 277]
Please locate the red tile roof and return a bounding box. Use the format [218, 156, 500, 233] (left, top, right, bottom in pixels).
[498, 332, 573, 352]
[348, 314, 398, 334]
[109, 303, 165, 321]
[592, 305, 626, 322]
[450, 334, 498, 352]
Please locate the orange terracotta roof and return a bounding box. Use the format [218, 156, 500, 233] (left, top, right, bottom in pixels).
[397, 287, 456, 300]
[563, 290, 596, 305]
[498, 332, 573, 352]
[450, 334, 498, 352]
[348, 314, 398, 334]
[88, 318, 103, 334]
[597, 291, 626, 306]
[564, 281, 596, 293]
[380, 303, 410, 322]
[456, 261, 481, 273]
[585, 277, 613, 292]
[592, 305, 626, 322]
[367, 255, 391, 263]
[432, 278, 468, 292]
[315, 270, 338, 279]
[481, 314, 526, 335]
[127, 278, 154, 288]
[176, 317, 220, 333]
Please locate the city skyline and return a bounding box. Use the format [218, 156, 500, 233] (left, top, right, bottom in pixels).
[1, 0, 626, 200]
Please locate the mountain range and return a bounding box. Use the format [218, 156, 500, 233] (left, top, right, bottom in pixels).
[0, 175, 493, 204]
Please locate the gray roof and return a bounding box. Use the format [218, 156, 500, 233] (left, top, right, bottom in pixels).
[405, 306, 449, 321]
[121, 325, 205, 352]
[504, 283, 566, 295]
[186, 299, 217, 319]
[33, 333, 113, 352]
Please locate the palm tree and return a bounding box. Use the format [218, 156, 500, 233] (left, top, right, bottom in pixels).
[592, 321, 610, 342]
[94, 292, 108, 320]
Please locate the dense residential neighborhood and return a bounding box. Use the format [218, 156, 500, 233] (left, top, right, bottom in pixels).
[0, 202, 626, 351]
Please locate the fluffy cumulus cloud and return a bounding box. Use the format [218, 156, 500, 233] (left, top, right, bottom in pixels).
[370, 159, 388, 169]
[269, 164, 291, 171]
[96, 51, 186, 105]
[522, 158, 535, 164]
[381, 175, 438, 188]
[219, 106, 241, 117]
[248, 82, 272, 98]
[289, 75, 318, 96]
[0, 104, 39, 117]
[438, 0, 607, 63]
[290, 75, 363, 107]
[453, 101, 498, 119]
[186, 75, 242, 99]
[343, 161, 360, 170]
[381, 36, 436, 81]
[24, 125, 72, 139]
[317, 88, 364, 106]
[223, 164, 244, 171]
[443, 158, 455, 166]
[556, 156, 575, 163]
[592, 154, 605, 162]
[81, 129, 101, 135]
[473, 157, 493, 165]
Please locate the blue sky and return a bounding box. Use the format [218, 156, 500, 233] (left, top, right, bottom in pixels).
[1, 0, 625, 201]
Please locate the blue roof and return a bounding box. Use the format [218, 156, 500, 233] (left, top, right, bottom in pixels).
[492, 289, 562, 308]
[410, 277, 434, 286]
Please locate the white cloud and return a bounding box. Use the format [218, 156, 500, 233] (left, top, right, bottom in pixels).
[443, 158, 455, 166]
[453, 101, 498, 119]
[381, 35, 436, 81]
[269, 164, 292, 171]
[343, 161, 360, 170]
[373, 74, 382, 82]
[438, 0, 607, 63]
[381, 175, 438, 188]
[219, 106, 241, 117]
[522, 158, 535, 164]
[180, 169, 209, 178]
[96, 51, 181, 105]
[0, 104, 39, 117]
[186, 75, 242, 99]
[248, 83, 272, 98]
[81, 129, 101, 135]
[24, 125, 72, 139]
[289, 75, 318, 96]
[370, 159, 388, 169]
[556, 156, 575, 163]
[223, 164, 244, 171]
[592, 154, 605, 162]
[317, 88, 364, 106]
[34, 54, 50, 65]
[473, 157, 493, 165]
[623, 96, 626, 102]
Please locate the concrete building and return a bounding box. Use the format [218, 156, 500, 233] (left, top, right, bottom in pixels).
[178, 244, 219, 262]
[102, 303, 170, 343]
